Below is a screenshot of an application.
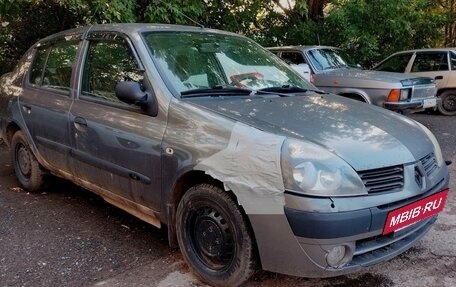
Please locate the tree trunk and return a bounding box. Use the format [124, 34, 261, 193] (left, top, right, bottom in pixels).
[307, 0, 327, 21]
[441, 0, 456, 46]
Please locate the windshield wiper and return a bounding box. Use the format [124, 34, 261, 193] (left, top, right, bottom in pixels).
[255, 85, 328, 96]
[181, 86, 252, 98]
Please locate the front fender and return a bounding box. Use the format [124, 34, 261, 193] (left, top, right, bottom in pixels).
[335, 88, 371, 103]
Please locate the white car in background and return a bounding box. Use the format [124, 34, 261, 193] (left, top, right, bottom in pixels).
[374, 48, 456, 115]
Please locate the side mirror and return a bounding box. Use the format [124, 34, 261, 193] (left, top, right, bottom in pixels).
[115, 81, 158, 117]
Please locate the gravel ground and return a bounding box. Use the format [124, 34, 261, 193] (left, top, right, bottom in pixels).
[0, 113, 454, 287]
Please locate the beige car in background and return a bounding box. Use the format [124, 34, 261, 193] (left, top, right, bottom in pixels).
[374, 48, 456, 115]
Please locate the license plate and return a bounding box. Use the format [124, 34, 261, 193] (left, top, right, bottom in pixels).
[423, 98, 437, 108]
[383, 189, 449, 234]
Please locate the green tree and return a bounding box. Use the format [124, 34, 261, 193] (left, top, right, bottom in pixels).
[0, 0, 83, 74]
[321, 0, 444, 67]
[0, 0, 455, 73]
[437, 0, 456, 46]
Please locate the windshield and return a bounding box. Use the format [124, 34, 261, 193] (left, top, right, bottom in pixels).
[142, 31, 313, 96]
[306, 48, 356, 72]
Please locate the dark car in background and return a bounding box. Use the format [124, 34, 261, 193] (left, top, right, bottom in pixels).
[269, 46, 438, 113]
[374, 48, 456, 115]
[0, 24, 450, 286]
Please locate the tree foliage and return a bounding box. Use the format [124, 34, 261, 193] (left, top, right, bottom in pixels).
[0, 0, 454, 73]
[321, 0, 445, 67]
[437, 0, 456, 46]
[0, 0, 83, 74]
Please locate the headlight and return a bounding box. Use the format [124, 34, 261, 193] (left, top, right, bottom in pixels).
[387, 89, 410, 102]
[400, 89, 410, 100]
[281, 139, 367, 196]
[416, 122, 444, 167]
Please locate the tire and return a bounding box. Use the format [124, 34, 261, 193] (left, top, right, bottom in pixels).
[437, 90, 456, 116]
[11, 130, 44, 191]
[176, 184, 257, 287]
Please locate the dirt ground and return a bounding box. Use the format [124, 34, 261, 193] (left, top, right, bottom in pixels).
[0, 113, 455, 287]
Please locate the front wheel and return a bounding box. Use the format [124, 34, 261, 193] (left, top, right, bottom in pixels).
[176, 184, 257, 287]
[11, 130, 44, 191]
[437, 90, 456, 116]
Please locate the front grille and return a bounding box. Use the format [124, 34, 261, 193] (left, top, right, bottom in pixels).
[420, 153, 438, 176]
[358, 165, 404, 194]
[411, 85, 436, 99]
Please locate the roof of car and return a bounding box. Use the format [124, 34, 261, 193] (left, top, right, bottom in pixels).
[390, 48, 456, 54]
[37, 23, 241, 44]
[267, 45, 338, 51]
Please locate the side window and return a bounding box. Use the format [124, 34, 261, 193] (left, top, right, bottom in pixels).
[449, 51, 456, 70]
[375, 53, 412, 72]
[81, 38, 140, 103]
[30, 48, 49, 86]
[281, 52, 306, 65]
[411, 52, 449, 72]
[29, 41, 78, 90]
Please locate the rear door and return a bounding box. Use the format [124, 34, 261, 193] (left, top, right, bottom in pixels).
[69, 32, 166, 211]
[409, 51, 450, 90]
[19, 36, 80, 173]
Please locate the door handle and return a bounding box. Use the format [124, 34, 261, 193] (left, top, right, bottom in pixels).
[73, 116, 87, 130]
[435, 75, 444, 80]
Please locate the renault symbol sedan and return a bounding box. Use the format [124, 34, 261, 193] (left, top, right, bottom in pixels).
[0, 24, 450, 287]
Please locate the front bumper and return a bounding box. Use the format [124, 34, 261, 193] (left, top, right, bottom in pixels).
[384, 97, 438, 112]
[249, 170, 449, 278]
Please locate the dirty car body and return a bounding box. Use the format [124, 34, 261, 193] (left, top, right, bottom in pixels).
[0, 24, 450, 286]
[268, 46, 438, 113]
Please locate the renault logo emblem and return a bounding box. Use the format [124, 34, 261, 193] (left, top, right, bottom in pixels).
[415, 164, 426, 189]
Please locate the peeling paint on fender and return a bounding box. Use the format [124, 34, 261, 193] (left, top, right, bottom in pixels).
[195, 122, 286, 214]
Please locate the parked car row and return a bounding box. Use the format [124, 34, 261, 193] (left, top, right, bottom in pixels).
[269, 46, 439, 114]
[0, 24, 451, 287]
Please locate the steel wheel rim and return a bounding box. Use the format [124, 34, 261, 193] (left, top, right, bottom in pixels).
[443, 94, 456, 112]
[189, 206, 235, 270]
[16, 144, 31, 178]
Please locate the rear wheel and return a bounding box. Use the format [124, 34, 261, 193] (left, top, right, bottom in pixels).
[11, 130, 43, 191]
[176, 184, 257, 287]
[437, 90, 456, 116]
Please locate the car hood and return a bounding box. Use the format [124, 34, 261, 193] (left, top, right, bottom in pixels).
[189, 94, 433, 171]
[316, 68, 433, 88]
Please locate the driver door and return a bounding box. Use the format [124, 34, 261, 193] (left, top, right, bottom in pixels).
[69, 32, 166, 211]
